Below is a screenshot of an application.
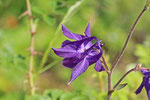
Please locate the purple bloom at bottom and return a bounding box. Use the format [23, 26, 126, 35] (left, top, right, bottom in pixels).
[135, 70, 150, 100]
[52, 22, 105, 84]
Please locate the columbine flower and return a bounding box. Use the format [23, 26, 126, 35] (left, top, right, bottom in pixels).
[135, 69, 150, 99]
[52, 22, 105, 84]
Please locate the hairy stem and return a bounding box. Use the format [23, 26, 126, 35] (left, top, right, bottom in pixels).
[111, 6, 147, 73]
[26, 0, 35, 95]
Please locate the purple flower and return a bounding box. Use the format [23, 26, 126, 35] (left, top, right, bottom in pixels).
[135, 69, 150, 100]
[62, 22, 91, 40]
[52, 22, 105, 84]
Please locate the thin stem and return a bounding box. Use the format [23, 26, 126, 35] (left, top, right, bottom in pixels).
[101, 55, 112, 100]
[107, 92, 112, 100]
[39, 1, 83, 71]
[29, 37, 35, 95]
[113, 68, 134, 90]
[111, 6, 147, 73]
[39, 61, 58, 74]
[107, 5, 148, 100]
[107, 72, 112, 100]
[112, 64, 148, 90]
[101, 55, 109, 73]
[26, 0, 35, 95]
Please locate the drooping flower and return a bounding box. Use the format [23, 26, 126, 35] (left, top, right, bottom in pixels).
[135, 69, 150, 100]
[52, 22, 105, 84]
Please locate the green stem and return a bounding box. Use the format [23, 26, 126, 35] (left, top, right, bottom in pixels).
[39, 0, 83, 72]
[26, 0, 35, 95]
[39, 61, 58, 74]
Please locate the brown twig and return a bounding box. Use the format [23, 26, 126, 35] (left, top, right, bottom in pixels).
[107, 6, 148, 100]
[112, 64, 144, 90]
[110, 6, 147, 73]
[113, 68, 134, 90]
[101, 55, 109, 73]
[107, 72, 112, 100]
[101, 55, 112, 100]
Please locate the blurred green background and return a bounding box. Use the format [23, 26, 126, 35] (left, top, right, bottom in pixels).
[0, 0, 150, 100]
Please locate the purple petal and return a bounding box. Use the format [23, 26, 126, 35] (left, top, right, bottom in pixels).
[145, 77, 150, 100]
[77, 41, 102, 65]
[94, 60, 105, 72]
[62, 57, 80, 69]
[65, 37, 97, 51]
[52, 48, 79, 58]
[84, 22, 91, 37]
[61, 40, 71, 48]
[135, 77, 146, 94]
[62, 25, 83, 40]
[86, 47, 103, 65]
[141, 70, 150, 76]
[84, 41, 93, 50]
[146, 86, 150, 100]
[147, 89, 150, 100]
[53, 37, 97, 58]
[100, 42, 105, 47]
[68, 58, 89, 85]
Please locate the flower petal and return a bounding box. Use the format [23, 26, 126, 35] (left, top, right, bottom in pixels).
[84, 22, 91, 37]
[52, 48, 79, 58]
[100, 42, 105, 47]
[68, 58, 89, 85]
[62, 25, 83, 40]
[141, 70, 150, 76]
[94, 60, 105, 72]
[147, 92, 150, 100]
[145, 77, 150, 100]
[84, 41, 92, 50]
[61, 40, 71, 48]
[135, 77, 146, 94]
[86, 46, 103, 65]
[52, 37, 97, 58]
[62, 57, 80, 69]
[65, 37, 97, 51]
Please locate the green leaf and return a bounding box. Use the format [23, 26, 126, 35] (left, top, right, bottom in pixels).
[26, 94, 51, 100]
[26, 94, 40, 100]
[42, 15, 56, 25]
[60, 92, 76, 100]
[61, 0, 83, 24]
[51, 90, 63, 100]
[49, 1, 57, 9]
[32, 7, 46, 15]
[115, 83, 128, 90]
[39, 61, 58, 74]
[44, 90, 63, 100]
[39, 96, 51, 100]
[54, 7, 68, 15]
[71, 96, 89, 100]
